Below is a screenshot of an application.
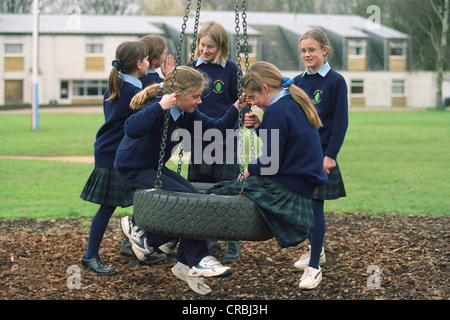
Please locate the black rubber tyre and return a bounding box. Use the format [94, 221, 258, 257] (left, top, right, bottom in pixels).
[133, 188, 273, 241]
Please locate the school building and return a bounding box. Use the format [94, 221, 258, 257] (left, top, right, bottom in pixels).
[0, 11, 445, 108]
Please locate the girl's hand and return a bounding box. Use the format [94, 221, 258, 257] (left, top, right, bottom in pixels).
[244, 112, 261, 130]
[161, 54, 175, 76]
[237, 168, 250, 181]
[159, 92, 177, 110]
[323, 156, 336, 174]
[234, 93, 250, 110]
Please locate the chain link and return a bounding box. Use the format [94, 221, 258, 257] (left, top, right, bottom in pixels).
[155, 0, 193, 188]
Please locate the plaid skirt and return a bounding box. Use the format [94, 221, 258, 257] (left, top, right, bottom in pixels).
[80, 167, 133, 207]
[188, 151, 242, 182]
[312, 161, 346, 200]
[208, 176, 314, 248]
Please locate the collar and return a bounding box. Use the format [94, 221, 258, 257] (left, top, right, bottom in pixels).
[120, 73, 142, 89]
[301, 61, 331, 78]
[170, 106, 184, 121]
[147, 69, 157, 74]
[269, 89, 290, 106]
[196, 56, 226, 68]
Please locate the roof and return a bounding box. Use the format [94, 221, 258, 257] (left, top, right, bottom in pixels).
[0, 14, 163, 35]
[0, 11, 409, 40]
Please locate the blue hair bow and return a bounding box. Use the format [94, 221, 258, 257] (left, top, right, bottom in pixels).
[282, 77, 294, 88]
[112, 58, 122, 71]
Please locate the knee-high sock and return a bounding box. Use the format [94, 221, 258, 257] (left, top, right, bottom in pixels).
[84, 205, 116, 259]
[308, 199, 325, 269]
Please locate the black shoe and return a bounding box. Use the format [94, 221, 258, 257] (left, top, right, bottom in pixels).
[120, 238, 134, 257]
[223, 241, 241, 263]
[81, 256, 116, 275]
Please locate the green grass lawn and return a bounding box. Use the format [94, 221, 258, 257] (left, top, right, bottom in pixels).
[0, 110, 449, 219]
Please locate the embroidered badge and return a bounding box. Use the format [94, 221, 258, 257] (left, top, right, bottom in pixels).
[313, 89, 322, 104]
[213, 79, 225, 94]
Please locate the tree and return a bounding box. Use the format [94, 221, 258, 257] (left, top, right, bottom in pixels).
[0, 0, 33, 13]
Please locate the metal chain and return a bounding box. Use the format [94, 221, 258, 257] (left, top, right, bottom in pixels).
[178, 0, 202, 174]
[155, 0, 192, 188]
[234, 0, 246, 195]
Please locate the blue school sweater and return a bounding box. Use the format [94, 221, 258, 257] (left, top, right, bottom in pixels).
[293, 67, 348, 160]
[247, 92, 328, 198]
[140, 70, 163, 88]
[94, 79, 141, 168]
[114, 97, 239, 172]
[192, 59, 239, 119]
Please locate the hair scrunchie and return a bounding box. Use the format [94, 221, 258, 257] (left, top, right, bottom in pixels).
[282, 76, 294, 88]
[112, 58, 122, 71]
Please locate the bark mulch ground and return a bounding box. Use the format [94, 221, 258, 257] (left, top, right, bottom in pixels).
[0, 212, 448, 303]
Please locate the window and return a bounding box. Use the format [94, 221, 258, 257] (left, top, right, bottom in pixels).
[85, 36, 103, 55]
[392, 79, 405, 95]
[72, 80, 107, 98]
[351, 80, 364, 95]
[239, 37, 258, 58]
[348, 40, 367, 58]
[4, 36, 24, 55]
[60, 81, 69, 99]
[390, 41, 406, 58]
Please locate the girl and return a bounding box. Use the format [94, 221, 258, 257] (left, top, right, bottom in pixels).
[208, 61, 328, 289]
[139, 34, 175, 88]
[293, 28, 348, 289]
[189, 21, 242, 262]
[80, 41, 149, 275]
[114, 66, 241, 295]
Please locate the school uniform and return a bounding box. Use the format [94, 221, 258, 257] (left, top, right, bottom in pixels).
[294, 62, 348, 200]
[208, 90, 328, 248]
[114, 97, 239, 267]
[140, 69, 163, 88]
[188, 58, 242, 182]
[80, 74, 141, 207]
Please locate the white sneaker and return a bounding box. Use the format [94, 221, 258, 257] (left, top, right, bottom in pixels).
[188, 255, 232, 278]
[120, 216, 154, 261]
[159, 239, 178, 255]
[172, 262, 212, 296]
[299, 266, 322, 289]
[294, 245, 326, 270]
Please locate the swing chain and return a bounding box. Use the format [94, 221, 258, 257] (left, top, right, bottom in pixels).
[177, 0, 202, 174]
[155, 0, 193, 188]
[234, 0, 247, 195]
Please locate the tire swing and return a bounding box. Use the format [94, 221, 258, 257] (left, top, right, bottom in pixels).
[133, 0, 273, 241]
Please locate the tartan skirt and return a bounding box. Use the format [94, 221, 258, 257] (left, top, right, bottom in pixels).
[312, 161, 346, 200]
[80, 167, 134, 207]
[207, 176, 314, 248]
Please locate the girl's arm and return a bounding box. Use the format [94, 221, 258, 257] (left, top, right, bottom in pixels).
[124, 93, 177, 138]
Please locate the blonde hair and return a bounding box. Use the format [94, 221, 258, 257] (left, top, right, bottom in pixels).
[194, 21, 229, 64]
[241, 61, 322, 128]
[140, 34, 167, 63]
[299, 28, 334, 60]
[130, 66, 209, 110]
[107, 41, 148, 102]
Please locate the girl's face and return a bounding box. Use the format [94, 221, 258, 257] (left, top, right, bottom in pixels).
[198, 35, 218, 62]
[300, 37, 328, 74]
[137, 56, 150, 77]
[176, 86, 204, 113]
[152, 48, 167, 69]
[244, 87, 270, 110]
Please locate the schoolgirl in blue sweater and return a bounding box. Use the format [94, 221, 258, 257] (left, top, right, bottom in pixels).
[80, 41, 149, 275]
[114, 66, 241, 295]
[293, 28, 348, 290]
[189, 21, 243, 261]
[208, 61, 328, 289]
[139, 34, 175, 88]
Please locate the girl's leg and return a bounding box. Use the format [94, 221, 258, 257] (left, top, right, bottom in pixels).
[84, 204, 116, 259]
[308, 199, 325, 269]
